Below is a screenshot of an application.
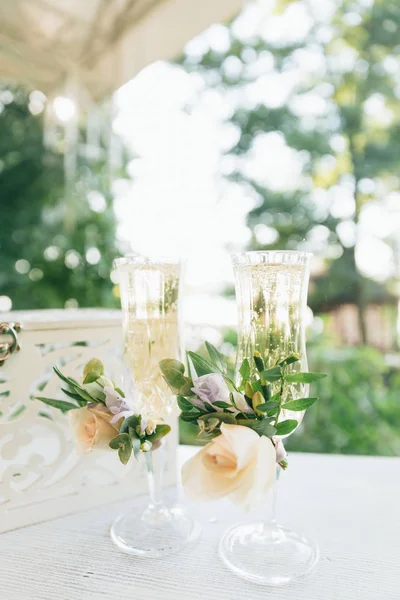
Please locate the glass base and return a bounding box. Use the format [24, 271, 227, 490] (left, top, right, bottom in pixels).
[219, 521, 319, 587]
[110, 500, 202, 557]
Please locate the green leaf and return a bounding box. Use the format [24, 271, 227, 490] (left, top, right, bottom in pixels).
[35, 397, 79, 412]
[204, 402, 216, 413]
[198, 412, 237, 425]
[159, 359, 185, 391]
[81, 382, 106, 404]
[261, 366, 282, 382]
[213, 401, 232, 409]
[120, 414, 141, 434]
[252, 379, 262, 393]
[278, 354, 300, 366]
[114, 386, 125, 398]
[284, 372, 327, 383]
[203, 417, 220, 432]
[109, 433, 132, 465]
[83, 358, 104, 379]
[147, 424, 171, 443]
[132, 437, 141, 459]
[275, 419, 298, 435]
[256, 400, 280, 413]
[254, 353, 265, 373]
[177, 395, 194, 411]
[239, 359, 251, 383]
[61, 388, 86, 406]
[187, 351, 219, 377]
[281, 397, 318, 411]
[70, 385, 95, 404]
[237, 419, 277, 437]
[53, 368, 95, 403]
[180, 412, 200, 422]
[261, 384, 271, 401]
[82, 372, 100, 384]
[53, 366, 79, 388]
[205, 342, 227, 373]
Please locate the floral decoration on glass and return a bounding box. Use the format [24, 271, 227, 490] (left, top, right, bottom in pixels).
[36, 358, 171, 463]
[160, 342, 327, 586]
[161, 343, 326, 507]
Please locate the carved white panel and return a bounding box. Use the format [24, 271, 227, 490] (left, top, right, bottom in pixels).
[0, 310, 177, 533]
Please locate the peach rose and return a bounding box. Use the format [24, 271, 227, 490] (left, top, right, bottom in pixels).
[68, 405, 118, 455]
[182, 423, 276, 510]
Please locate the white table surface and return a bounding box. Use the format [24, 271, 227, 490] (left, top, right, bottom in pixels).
[1, 446, 399, 600]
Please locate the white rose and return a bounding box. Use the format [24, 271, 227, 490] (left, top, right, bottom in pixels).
[182, 423, 276, 510]
[68, 405, 118, 454]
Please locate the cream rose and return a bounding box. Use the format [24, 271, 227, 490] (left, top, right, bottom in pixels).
[68, 405, 118, 455]
[182, 423, 276, 510]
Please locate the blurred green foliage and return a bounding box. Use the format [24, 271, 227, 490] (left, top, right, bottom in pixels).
[180, 0, 400, 343]
[0, 84, 125, 310]
[177, 0, 400, 456]
[286, 339, 400, 456]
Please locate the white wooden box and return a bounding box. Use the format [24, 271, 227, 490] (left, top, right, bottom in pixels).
[0, 309, 177, 533]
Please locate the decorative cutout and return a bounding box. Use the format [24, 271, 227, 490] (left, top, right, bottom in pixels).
[0, 313, 177, 532]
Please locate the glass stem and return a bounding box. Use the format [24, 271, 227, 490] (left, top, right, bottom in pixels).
[270, 467, 281, 527]
[144, 442, 165, 508]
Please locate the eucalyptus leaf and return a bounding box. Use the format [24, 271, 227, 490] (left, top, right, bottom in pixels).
[239, 359, 251, 383]
[254, 353, 265, 373]
[132, 437, 141, 459]
[256, 400, 280, 413]
[61, 388, 86, 406]
[285, 372, 327, 383]
[72, 385, 98, 404]
[147, 424, 171, 443]
[281, 397, 318, 411]
[159, 359, 186, 392]
[205, 342, 227, 373]
[187, 351, 219, 377]
[35, 397, 79, 412]
[178, 377, 194, 396]
[261, 384, 271, 401]
[237, 419, 277, 437]
[180, 412, 200, 422]
[278, 354, 300, 366]
[53, 366, 80, 389]
[261, 366, 282, 382]
[120, 414, 141, 434]
[177, 395, 194, 411]
[82, 372, 100, 384]
[275, 419, 298, 435]
[81, 381, 106, 403]
[198, 412, 237, 425]
[213, 401, 232, 409]
[252, 380, 262, 393]
[205, 417, 220, 432]
[109, 433, 132, 465]
[83, 358, 104, 379]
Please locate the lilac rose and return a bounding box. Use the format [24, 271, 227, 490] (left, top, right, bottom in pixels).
[104, 386, 135, 424]
[191, 373, 253, 414]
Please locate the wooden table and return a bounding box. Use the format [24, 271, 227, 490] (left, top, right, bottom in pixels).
[1, 447, 399, 600]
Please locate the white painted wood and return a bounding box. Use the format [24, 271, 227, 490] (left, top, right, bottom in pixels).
[0, 448, 399, 600]
[0, 309, 177, 532]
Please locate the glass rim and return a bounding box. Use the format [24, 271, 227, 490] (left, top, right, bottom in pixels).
[114, 254, 183, 269]
[232, 250, 312, 266]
